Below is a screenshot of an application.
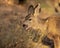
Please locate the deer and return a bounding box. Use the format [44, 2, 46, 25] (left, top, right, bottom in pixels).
[23, 3, 60, 48]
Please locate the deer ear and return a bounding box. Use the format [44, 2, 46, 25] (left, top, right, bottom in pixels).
[28, 5, 34, 15]
[34, 3, 41, 16]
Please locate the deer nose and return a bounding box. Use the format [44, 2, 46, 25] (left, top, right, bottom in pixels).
[23, 24, 26, 27]
[23, 24, 28, 28]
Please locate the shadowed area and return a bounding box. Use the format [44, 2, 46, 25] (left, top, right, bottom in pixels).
[18, 0, 27, 5]
[42, 36, 54, 48]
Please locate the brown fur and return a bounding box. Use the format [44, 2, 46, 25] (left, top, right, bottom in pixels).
[23, 3, 60, 48]
[47, 14, 60, 48]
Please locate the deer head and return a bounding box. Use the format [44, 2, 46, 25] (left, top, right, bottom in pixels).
[23, 3, 48, 33]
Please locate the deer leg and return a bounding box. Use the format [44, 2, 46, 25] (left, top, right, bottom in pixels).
[54, 37, 60, 48]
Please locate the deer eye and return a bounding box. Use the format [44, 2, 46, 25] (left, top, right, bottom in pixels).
[58, 3, 60, 6]
[29, 18, 32, 21]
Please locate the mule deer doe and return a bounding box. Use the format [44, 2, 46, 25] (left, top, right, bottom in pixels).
[23, 3, 60, 48]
